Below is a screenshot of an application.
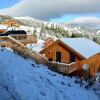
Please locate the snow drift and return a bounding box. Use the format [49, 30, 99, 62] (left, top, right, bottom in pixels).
[0, 47, 99, 100]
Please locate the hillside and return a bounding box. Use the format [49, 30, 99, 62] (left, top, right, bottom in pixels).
[15, 16, 44, 27]
[14, 16, 100, 34]
[14, 16, 100, 41]
[0, 47, 99, 100]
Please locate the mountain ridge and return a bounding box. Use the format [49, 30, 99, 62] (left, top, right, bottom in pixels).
[0, 15, 100, 38]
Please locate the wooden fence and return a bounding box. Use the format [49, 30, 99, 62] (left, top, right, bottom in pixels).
[45, 61, 77, 74]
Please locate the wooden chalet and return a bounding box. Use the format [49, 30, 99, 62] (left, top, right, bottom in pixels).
[0, 30, 37, 45]
[2, 19, 17, 26]
[40, 38, 100, 76]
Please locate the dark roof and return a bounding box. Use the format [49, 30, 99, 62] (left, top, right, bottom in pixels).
[0, 30, 27, 36]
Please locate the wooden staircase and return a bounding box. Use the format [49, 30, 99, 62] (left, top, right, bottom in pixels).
[0, 36, 44, 64]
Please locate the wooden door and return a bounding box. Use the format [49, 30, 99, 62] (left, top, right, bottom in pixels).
[56, 51, 61, 62]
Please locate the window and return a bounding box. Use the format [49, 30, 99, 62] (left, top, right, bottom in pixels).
[49, 58, 52, 61]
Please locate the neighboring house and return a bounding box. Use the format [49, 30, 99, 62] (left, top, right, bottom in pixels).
[40, 38, 100, 76]
[0, 30, 37, 45]
[2, 19, 17, 27]
[44, 37, 54, 47]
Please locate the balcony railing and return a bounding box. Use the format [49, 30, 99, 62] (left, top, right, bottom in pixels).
[45, 61, 77, 74]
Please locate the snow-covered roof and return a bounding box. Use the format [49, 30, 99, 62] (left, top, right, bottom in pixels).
[0, 25, 7, 29]
[60, 38, 100, 58]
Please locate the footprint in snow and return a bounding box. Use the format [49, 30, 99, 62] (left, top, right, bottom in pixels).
[40, 91, 46, 96]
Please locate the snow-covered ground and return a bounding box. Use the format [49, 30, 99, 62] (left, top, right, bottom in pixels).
[0, 47, 99, 100]
[27, 39, 45, 53]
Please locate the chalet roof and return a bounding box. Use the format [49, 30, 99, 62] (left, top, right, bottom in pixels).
[60, 38, 100, 59]
[0, 30, 27, 36]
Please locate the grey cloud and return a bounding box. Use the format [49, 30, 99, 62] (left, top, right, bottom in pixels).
[71, 16, 100, 28]
[0, 0, 100, 20]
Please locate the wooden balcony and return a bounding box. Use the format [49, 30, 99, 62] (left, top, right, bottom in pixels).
[45, 61, 77, 75]
[10, 35, 37, 45]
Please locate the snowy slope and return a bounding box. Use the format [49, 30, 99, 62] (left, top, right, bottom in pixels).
[0, 47, 99, 100]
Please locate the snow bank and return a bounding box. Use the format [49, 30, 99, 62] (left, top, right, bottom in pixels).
[0, 47, 99, 100]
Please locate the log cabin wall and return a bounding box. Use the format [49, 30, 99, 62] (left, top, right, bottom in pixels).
[11, 35, 26, 40]
[10, 35, 37, 45]
[79, 54, 100, 76]
[44, 42, 82, 64]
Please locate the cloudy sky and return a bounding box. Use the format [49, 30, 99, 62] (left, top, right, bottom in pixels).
[0, 0, 100, 23]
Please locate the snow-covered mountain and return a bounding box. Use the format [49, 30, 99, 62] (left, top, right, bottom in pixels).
[0, 47, 99, 100]
[58, 23, 100, 35]
[0, 15, 100, 39]
[14, 16, 100, 36]
[15, 16, 45, 27]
